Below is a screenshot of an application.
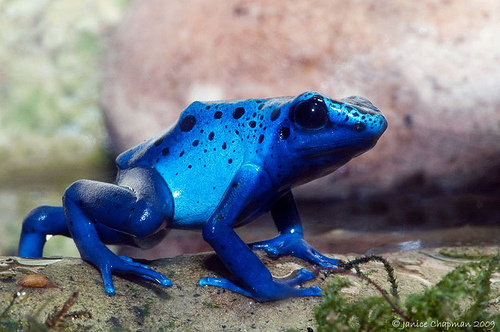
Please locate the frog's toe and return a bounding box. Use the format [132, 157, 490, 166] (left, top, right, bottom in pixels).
[283, 268, 316, 287]
[100, 266, 116, 296]
[118, 255, 155, 271]
[314, 256, 341, 269]
[118, 255, 135, 263]
[249, 241, 280, 258]
[131, 267, 173, 287]
[114, 259, 173, 288]
[295, 285, 322, 297]
[300, 245, 342, 268]
[199, 277, 252, 298]
[248, 239, 283, 258]
[200, 276, 322, 301]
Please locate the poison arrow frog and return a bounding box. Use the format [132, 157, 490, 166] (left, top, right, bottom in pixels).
[19, 91, 387, 301]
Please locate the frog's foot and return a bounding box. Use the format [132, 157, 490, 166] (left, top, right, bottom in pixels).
[282, 268, 316, 286]
[199, 277, 252, 298]
[98, 254, 172, 295]
[115, 256, 168, 283]
[198, 273, 321, 302]
[249, 234, 341, 269]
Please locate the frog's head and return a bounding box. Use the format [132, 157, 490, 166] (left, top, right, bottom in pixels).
[272, 91, 387, 185]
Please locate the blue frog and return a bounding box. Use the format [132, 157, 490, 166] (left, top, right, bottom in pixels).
[19, 92, 387, 301]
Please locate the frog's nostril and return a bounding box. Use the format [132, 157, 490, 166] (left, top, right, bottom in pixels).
[353, 121, 366, 132]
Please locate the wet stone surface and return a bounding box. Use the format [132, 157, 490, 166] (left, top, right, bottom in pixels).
[1, 247, 498, 331]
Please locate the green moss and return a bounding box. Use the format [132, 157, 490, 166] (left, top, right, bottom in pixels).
[0, 318, 29, 331]
[202, 301, 220, 309]
[133, 301, 152, 320]
[159, 321, 176, 331]
[439, 247, 495, 260]
[315, 253, 499, 332]
[315, 277, 393, 332]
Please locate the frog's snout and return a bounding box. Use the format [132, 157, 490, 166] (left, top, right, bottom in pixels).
[341, 96, 380, 115]
[337, 95, 387, 136]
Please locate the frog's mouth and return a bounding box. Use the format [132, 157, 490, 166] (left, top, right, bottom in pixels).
[298, 138, 376, 159]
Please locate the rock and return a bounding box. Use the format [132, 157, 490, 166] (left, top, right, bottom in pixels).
[1, 248, 497, 330]
[100, 0, 500, 200]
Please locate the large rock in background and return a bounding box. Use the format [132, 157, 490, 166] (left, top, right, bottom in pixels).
[100, 0, 500, 200]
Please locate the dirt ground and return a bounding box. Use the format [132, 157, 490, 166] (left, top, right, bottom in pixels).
[1, 246, 498, 331]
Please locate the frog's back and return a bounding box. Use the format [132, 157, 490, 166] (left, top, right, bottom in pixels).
[116, 97, 289, 227]
[117, 100, 256, 168]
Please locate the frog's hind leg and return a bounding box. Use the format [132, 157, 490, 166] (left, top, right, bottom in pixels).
[19, 206, 144, 258]
[62, 167, 174, 294]
[19, 206, 70, 258]
[249, 191, 341, 268]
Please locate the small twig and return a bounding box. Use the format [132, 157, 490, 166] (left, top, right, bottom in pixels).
[65, 310, 92, 320]
[0, 290, 26, 318]
[339, 255, 399, 299]
[319, 267, 412, 324]
[45, 292, 79, 328]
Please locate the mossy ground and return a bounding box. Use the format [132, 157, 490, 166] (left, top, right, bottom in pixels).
[315, 252, 499, 332]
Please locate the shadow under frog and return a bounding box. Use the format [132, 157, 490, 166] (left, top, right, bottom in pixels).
[19, 92, 387, 301]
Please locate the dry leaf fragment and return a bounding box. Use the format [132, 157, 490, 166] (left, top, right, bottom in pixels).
[17, 274, 58, 288]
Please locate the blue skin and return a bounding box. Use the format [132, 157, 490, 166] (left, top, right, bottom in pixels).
[19, 92, 387, 301]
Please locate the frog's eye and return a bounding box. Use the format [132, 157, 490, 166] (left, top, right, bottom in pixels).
[290, 97, 328, 129]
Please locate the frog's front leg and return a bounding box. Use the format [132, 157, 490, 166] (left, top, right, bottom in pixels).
[62, 168, 173, 294]
[249, 191, 341, 268]
[199, 165, 321, 301]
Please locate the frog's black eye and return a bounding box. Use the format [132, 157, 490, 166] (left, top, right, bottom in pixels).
[290, 97, 328, 129]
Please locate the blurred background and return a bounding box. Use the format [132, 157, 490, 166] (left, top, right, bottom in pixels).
[1, 0, 498, 259]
